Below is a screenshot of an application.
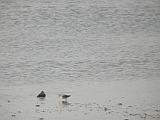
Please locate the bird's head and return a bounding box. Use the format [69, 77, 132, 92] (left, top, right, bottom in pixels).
[58, 94, 61, 98]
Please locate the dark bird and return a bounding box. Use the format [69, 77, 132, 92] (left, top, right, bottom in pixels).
[37, 91, 46, 98]
[59, 94, 71, 101]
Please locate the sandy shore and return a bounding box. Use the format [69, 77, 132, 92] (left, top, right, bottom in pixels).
[0, 79, 160, 120]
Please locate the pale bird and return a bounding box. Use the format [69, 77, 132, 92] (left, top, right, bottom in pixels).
[59, 94, 71, 101]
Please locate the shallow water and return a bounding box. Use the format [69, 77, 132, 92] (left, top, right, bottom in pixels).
[0, 0, 160, 120]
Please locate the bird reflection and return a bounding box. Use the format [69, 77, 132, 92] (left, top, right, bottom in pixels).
[37, 97, 45, 101]
[59, 101, 70, 107]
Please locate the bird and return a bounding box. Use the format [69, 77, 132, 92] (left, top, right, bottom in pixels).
[37, 91, 46, 98]
[59, 94, 71, 101]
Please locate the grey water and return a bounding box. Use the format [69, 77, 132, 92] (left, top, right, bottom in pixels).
[0, 0, 160, 120]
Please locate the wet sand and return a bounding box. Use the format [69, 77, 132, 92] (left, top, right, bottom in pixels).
[0, 79, 160, 120]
